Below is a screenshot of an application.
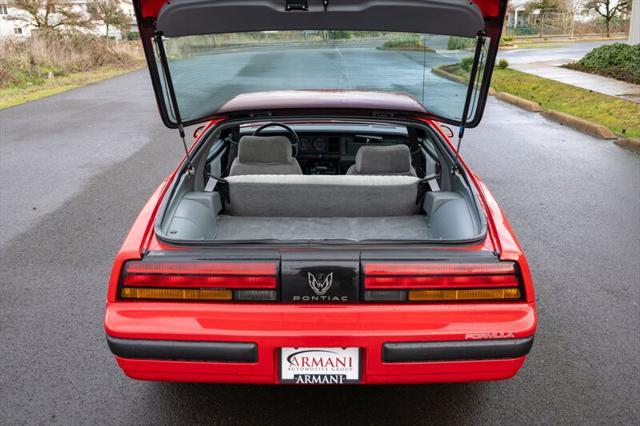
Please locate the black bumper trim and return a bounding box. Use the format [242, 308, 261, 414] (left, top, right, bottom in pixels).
[382, 336, 534, 363]
[106, 335, 257, 363]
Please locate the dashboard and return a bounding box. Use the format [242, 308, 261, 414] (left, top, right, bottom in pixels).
[238, 123, 411, 174]
[300, 136, 330, 153]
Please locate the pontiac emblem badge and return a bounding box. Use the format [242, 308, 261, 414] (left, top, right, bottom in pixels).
[308, 272, 333, 296]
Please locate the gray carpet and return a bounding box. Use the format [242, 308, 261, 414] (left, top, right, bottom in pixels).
[215, 215, 431, 241]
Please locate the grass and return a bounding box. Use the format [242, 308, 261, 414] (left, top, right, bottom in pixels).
[442, 64, 640, 138]
[1, 31, 144, 109]
[0, 65, 143, 109]
[490, 68, 640, 138]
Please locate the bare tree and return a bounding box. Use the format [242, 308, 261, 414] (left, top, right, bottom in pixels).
[526, 0, 567, 37]
[526, 0, 567, 12]
[87, 0, 130, 39]
[6, 0, 93, 30]
[569, 0, 589, 37]
[585, 0, 630, 37]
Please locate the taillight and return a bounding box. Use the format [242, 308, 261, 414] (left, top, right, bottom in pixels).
[119, 261, 278, 302]
[363, 262, 523, 302]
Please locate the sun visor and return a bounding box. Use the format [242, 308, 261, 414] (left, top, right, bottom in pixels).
[156, 0, 486, 38]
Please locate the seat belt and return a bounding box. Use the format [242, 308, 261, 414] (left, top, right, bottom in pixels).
[416, 179, 431, 206]
[205, 172, 230, 203]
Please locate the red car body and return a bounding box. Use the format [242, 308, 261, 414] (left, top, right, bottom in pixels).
[104, 95, 537, 384]
[105, 0, 536, 384]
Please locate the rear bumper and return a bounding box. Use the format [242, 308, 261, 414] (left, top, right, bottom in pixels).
[105, 302, 536, 384]
[382, 337, 533, 362]
[107, 336, 258, 362]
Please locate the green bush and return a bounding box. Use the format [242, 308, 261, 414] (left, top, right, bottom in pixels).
[578, 43, 639, 70]
[497, 59, 509, 69]
[328, 30, 352, 40]
[459, 56, 474, 72]
[565, 43, 640, 84]
[448, 36, 475, 50]
[382, 36, 421, 49]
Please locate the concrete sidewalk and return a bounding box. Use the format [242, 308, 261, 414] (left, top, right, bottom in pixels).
[510, 60, 640, 103]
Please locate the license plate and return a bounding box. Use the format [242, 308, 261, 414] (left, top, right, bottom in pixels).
[280, 347, 361, 384]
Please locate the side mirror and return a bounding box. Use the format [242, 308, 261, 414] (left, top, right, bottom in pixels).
[193, 125, 205, 139]
[439, 124, 454, 138]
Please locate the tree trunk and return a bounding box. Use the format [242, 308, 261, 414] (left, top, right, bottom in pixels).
[106, 24, 110, 42]
[606, 18, 610, 37]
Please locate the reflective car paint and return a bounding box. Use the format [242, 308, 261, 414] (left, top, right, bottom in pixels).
[104, 113, 537, 384]
[105, 303, 535, 384]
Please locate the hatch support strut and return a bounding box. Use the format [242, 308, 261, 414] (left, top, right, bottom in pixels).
[451, 34, 486, 174]
[155, 33, 196, 175]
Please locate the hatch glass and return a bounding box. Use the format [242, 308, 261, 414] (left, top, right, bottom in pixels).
[155, 31, 490, 124]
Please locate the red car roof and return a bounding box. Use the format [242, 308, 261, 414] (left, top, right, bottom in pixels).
[217, 90, 428, 115]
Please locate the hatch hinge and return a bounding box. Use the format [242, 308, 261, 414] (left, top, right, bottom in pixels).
[451, 34, 486, 175]
[285, 0, 308, 11]
[155, 33, 196, 175]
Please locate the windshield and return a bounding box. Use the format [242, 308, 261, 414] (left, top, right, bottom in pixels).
[156, 31, 490, 124]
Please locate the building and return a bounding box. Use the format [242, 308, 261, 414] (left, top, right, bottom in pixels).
[630, 0, 639, 44]
[506, 0, 534, 29]
[0, 0, 134, 38]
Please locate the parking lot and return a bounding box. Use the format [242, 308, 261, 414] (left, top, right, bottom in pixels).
[0, 69, 639, 425]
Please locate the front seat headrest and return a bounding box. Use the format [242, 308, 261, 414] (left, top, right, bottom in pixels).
[350, 145, 415, 176]
[229, 135, 302, 176]
[237, 136, 294, 163]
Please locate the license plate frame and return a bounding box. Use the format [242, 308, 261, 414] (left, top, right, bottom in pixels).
[279, 347, 361, 384]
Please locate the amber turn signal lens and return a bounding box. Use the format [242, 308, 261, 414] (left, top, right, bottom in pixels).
[408, 288, 521, 302]
[120, 287, 233, 301]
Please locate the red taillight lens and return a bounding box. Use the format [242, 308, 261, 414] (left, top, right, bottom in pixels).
[363, 262, 522, 302]
[120, 261, 278, 301]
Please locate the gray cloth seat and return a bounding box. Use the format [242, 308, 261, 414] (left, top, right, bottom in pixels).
[229, 135, 302, 176]
[346, 144, 416, 176]
[225, 174, 421, 217]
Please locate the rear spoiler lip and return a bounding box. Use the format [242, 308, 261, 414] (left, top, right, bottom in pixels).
[142, 248, 499, 262]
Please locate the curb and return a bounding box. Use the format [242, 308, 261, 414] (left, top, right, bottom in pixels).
[376, 47, 436, 52]
[432, 66, 467, 85]
[614, 138, 640, 153]
[431, 63, 626, 143]
[496, 92, 543, 112]
[542, 110, 618, 140]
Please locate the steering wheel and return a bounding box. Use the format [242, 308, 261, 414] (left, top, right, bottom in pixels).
[253, 122, 300, 157]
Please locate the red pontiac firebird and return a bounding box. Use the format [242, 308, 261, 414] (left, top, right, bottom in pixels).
[105, 0, 536, 385]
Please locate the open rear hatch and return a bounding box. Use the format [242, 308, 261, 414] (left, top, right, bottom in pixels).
[132, 0, 507, 127]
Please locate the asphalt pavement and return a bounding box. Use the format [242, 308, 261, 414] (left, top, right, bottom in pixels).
[0, 69, 639, 425]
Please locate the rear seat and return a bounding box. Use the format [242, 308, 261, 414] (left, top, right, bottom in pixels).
[225, 174, 422, 217]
